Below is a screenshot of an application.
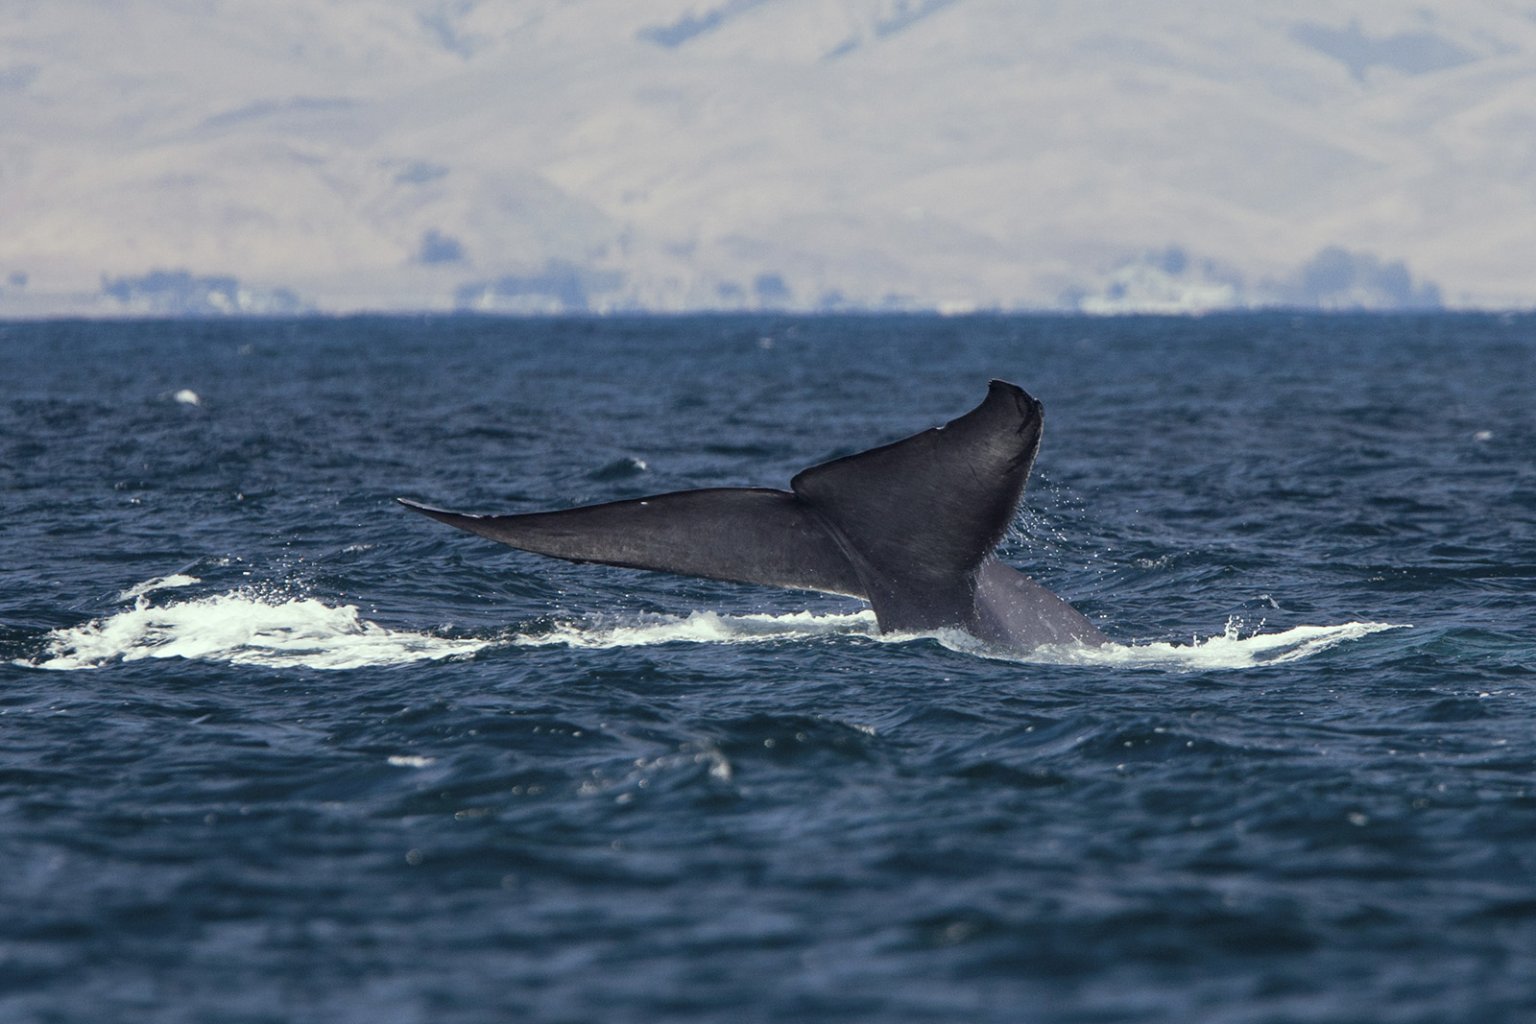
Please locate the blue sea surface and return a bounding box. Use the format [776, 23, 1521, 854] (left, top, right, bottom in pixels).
[1, 314, 1533, 1023]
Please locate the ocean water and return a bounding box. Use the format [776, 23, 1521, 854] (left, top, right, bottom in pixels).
[1, 313, 1533, 1023]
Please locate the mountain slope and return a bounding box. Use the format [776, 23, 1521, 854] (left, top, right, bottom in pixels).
[3, 0, 1532, 313]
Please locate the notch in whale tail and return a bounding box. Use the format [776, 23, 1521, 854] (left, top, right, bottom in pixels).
[400, 380, 1107, 648]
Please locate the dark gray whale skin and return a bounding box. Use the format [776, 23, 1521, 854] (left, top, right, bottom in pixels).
[400, 380, 1107, 651]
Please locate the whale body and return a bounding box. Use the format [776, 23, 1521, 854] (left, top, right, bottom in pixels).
[401, 380, 1107, 651]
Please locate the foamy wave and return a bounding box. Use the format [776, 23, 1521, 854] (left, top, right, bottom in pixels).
[514, 611, 1402, 669]
[1001, 619, 1409, 670]
[514, 609, 882, 649]
[117, 573, 202, 602]
[25, 579, 1403, 672]
[28, 590, 490, 671]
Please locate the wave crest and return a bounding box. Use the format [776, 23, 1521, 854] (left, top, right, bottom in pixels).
[518, 610, 1405, 669]
[22, 577, 1404, 673]
[26, 589, 489, 671]
[1002, 619, 1408, 669]
[515, 609, 881, 649]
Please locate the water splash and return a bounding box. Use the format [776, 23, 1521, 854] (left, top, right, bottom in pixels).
[998, 619, 1409, 670]
[24, 578, 1404, 673]
[516, 610, 1405, 669]
[514, 609, 881, 649]
[26, 588, 489, 671]
[117, 573, 202, 602]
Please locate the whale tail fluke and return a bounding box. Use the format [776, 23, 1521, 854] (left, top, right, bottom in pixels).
[400, 380, 1107, 649]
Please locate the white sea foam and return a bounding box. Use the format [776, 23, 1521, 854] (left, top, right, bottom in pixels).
[117, 573, 202, 602]
[518, 611, 1406, 670]
[27, 578, 1403, 673]
[514, 609, 882, 649]
[29, 589, 489, 671]
[999, 619, 1409, 670]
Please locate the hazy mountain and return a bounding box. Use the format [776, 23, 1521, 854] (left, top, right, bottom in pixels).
[3, 0, 1532, 315]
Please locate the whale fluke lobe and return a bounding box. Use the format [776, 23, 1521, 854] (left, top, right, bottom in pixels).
[397, 489, 866, 598]
[400, 380, 1107, 651]
[788, 379, 1045, 634]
